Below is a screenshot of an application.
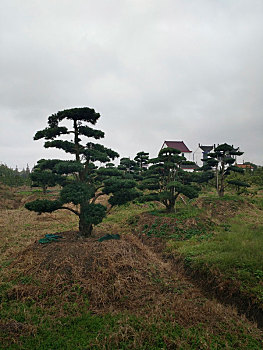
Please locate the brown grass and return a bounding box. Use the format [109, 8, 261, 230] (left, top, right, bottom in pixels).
[3, 230, 261, 338]
[0, 184, 23, 209]
[0, 208, 78, 264]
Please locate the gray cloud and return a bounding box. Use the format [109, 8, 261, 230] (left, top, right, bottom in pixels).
[0, 0, 262, 169]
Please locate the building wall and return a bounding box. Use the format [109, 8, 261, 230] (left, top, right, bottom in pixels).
[192, 147, 203, 167]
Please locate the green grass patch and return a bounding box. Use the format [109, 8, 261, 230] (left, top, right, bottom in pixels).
[17, 189, 43, 195]
[1, 304, 261, 350]
[168, 217, 263, 305]
[103, 202, 151, 225]
[143, 204, 213, 241]
[149, 203, 201, 220]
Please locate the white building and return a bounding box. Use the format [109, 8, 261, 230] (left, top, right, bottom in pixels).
[161, 140, 198, 172]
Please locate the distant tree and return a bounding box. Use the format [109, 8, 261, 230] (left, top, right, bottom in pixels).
[0, 163, 30, 186]
[204, 143, 245, 197]
[139, 147, 205, 212]
[30, 159, 60, 194]
[25, 107, 139, 236]
[134, 151, 149, 173]
[118, 157, 138, 174]
[227, 179, 250, 195]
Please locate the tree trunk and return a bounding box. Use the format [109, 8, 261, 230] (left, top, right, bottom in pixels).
[218, 187, 224, 197]
[78, 216, 93, 237]
[165, 199, 175, 213]
[218, 161, 225, 197]
[42, 185, 47, 195]
[79, 203, 93, 237]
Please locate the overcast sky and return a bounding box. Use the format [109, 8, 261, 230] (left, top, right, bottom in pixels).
[0, 0, 262, 170]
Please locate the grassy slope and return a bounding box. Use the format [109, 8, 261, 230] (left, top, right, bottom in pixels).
[0, 188, 263, 349]
[166, 197, 263, 308]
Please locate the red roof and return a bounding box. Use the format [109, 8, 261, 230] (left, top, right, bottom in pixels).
[236, 164, 253, 169]
[163, 141, 191, 153]
[181, 164, 199, 170]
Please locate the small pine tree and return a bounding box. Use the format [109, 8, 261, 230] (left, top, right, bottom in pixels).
[134, 151, 149, 173]
[139, 147, 202, 212]
[30, 159, 61, 194]
[118, 157, 138, 174]
[204, 143, 245, 197]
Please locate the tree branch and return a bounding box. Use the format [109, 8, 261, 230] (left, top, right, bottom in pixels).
[107, 205, 113, 214]
[91, 192, 104, 204]
[59, 206, 80, 216]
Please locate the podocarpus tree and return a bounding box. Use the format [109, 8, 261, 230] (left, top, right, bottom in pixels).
[139, 147, 203, 212]
[25, 107, 139, 236]
[204, 143, 245, 197]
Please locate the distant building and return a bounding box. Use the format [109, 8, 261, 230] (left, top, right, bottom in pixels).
[236, 163, 254, 171]
[161, 141, 192, 161]
[193, 144, 214, 167]
[161, 140, 198, 172]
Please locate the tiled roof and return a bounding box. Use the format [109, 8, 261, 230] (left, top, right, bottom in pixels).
[181, 164, 199, 169]
[163, 141, 191, 153]
[236, 164, 253, 169]
[200, 145, 213, 152]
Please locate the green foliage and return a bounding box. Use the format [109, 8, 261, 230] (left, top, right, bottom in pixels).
[54, 161, 84, 174]
[103, 178, 137, 194]
[34, 126, 69, 140]
[25, 199, 62, 214]
[25, 107, 138, 236]
[30, 159, 63, 193]
[118, 157, 138, 173]
[227, 179, 250, 195]
[108, 188, 139, 206]
[84, 143, 119, 163]
[44, 139, 77, 154]
[60, 183, 95, 205]
[78, 125, 104, 139]
[203, 143, 248, 197]
[134, 151, 149, 172]
[30, 169, 57, 193]
[139, 148, 201, 211]
[0, 163, 31, 187]
[80, 203, 106, 226]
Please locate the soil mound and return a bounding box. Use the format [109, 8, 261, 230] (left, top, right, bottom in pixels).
[4, 230, 263, 340]
[8, 231, 176, 314]
[195, 197, 252, 222]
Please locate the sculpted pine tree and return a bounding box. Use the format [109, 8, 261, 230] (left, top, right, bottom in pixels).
[134, 151, 149, 173]
[118, 157, 138, 174]
[139, 147, 202, 212]
[25, 107, 138, 236]
[30, 159, 61, 194]
[204, 143, 245, 197]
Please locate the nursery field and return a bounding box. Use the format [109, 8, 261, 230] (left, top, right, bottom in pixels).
[0, 185, 263, 349]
